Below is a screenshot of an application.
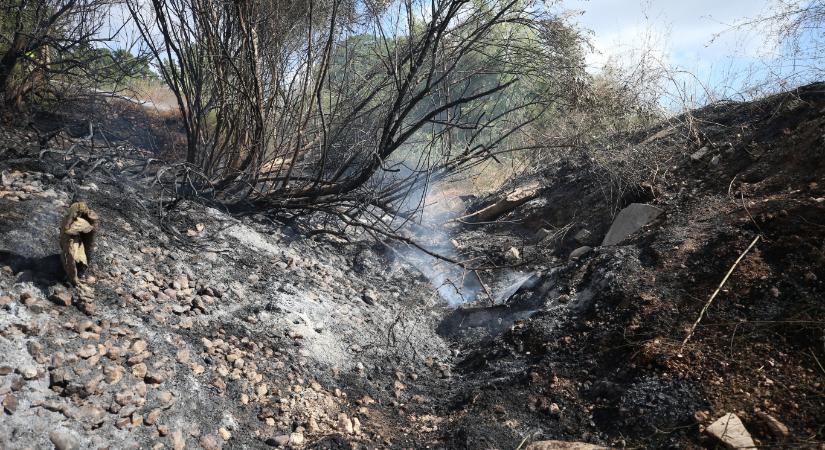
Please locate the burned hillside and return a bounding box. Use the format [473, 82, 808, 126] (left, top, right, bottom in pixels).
[436, 82, 825, 449]
[0, 73, 823, 450]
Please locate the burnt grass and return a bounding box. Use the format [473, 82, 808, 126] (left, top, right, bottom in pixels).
[0, 83, 823, 449]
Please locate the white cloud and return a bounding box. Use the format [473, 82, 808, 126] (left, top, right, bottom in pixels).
[564, 0, 777, 69]
[554, 0, 794, 105]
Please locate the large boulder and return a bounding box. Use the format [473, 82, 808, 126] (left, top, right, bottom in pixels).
[705, 413, 755, 449]
[601, 203, 663, 246]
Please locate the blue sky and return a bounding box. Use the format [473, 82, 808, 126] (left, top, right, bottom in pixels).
[116, 0, 814, 107]
[560, 0, 795, 104]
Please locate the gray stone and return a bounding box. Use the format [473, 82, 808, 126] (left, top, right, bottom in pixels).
[17, 365, 37, 379]
[572, 228, 593, 245]
[691, 146, 709, 160]
[170, 429, 186, 450]
[705, 413, 755, 449]
[145, 370, 165, 384]
[569, 246, 592, 260]
[601, 203, 664, 246]
[49, 430, 80, 450]
[268, 435, 290, 446]
[48, 286, 72, 307]
[504, 247, 521, 263]
[362, 290, 378, 306]
[535, 228, 552, 241]
[338, 413, 354, 434]
[199, 434, 221, 450]
[3, 394, 18, 413]
[289, 432, 305, 445]
[756, 411, 790, 439]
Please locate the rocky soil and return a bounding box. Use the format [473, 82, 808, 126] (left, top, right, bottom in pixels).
[1, 83, 824, 449]
[0, 123, 455, 448]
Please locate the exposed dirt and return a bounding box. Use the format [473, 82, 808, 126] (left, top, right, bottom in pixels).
[0, 83, 823, 449]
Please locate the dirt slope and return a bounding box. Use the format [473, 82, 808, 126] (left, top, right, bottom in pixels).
[436, 82, 825, 448]
[0, 125, 457, 448]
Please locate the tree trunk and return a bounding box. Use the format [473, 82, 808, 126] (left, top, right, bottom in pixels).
[456, 181, 542, 223]
[0, 34, 27, 105]
[0, 52, 20, 101]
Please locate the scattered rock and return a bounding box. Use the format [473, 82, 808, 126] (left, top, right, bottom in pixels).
[49, 430, 80, 450]
[77, 344, 97, 359]
[569, 246, 592, 260]
[145, 371, 165, 384]
[307, 417, 319, 433]
[145, 408, 161, 425]
[289, 432, 305, 445]
[362, 290, 378, 306]
[337, 413, 354, 434]
[104, 365, 124, 384]
[49, 286, 72, 306]
[691, 146, 709, 160]
[132, 340, 148, 353]
[505, 247, 521, 263]
[132, 363, 148, 379]
[157, 391, 174, 405]
[176, 349, 191, 364]
[17, 365, 37, 379]
[694, 410, 710, 423]
[256, 384, 268, 397]
[756, 411, 790, 439]
[171, 429, 186, 450]
[572, 228, 593, 245]
[199, 434, 221, 450]
[75, 405, 105, 425]
[536, 228, 553, 241]
[601, 203, 664, 246]
[3, 394, 18, 414]
[705, 413, 755, 449]
[267, 435, 290, 447]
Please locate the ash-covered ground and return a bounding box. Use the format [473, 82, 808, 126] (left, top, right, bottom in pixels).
[0, 121, 457, 449]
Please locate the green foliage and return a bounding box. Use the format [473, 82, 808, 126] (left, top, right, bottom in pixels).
[86, 47, 157, 83]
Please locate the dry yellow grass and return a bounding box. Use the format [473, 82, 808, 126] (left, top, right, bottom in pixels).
[121, 78, 179, 118]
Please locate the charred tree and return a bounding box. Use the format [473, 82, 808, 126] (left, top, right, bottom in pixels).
[129, 0, 584, 232]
